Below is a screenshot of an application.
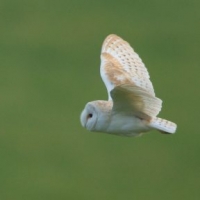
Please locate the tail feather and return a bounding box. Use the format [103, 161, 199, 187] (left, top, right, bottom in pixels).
[149, 117, 177, 134]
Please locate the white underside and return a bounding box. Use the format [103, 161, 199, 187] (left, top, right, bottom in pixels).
[104, 114, 151, 137]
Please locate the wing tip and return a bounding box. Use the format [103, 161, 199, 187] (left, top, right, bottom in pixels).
[102, 34, 122, 51]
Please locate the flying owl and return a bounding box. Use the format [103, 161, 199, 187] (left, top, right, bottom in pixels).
[80, 34, 177, 137]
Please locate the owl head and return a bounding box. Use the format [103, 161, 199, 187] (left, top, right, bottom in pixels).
[80, 102, 98, 131]
[80, 101, 112, 132]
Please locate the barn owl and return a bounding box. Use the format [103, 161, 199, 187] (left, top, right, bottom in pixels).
[80, 34, 177, 137]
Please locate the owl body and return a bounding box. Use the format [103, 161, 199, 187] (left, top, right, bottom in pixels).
[81, 100, 152, 137]
[80, 34, 177, 136]
[106, 113, 150, 137]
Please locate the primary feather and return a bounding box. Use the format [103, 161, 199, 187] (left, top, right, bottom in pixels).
[100, 34, 155, 100]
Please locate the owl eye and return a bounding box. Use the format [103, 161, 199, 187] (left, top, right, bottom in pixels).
[88, 113, 93, 118]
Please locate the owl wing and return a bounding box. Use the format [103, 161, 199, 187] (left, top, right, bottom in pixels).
[100, 34, 155, 100]
[110, 84, 162, 118]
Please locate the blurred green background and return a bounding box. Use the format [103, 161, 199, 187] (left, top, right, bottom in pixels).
[0, 0, 199, 199]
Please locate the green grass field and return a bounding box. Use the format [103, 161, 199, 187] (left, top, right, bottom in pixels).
[0, 0, 200, 199]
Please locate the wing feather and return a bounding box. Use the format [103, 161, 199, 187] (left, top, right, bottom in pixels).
[100, 34, 155, 100]
[111, 85, 162, 118]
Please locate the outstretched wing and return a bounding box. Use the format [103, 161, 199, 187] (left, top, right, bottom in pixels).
[111, 84, 162, 118]
[100, 34, 155, 100]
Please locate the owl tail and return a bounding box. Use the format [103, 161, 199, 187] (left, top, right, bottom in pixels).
[148, 117, 177, 134]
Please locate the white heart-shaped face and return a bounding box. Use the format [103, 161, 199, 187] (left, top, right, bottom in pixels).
[80, 103, 98, 131]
